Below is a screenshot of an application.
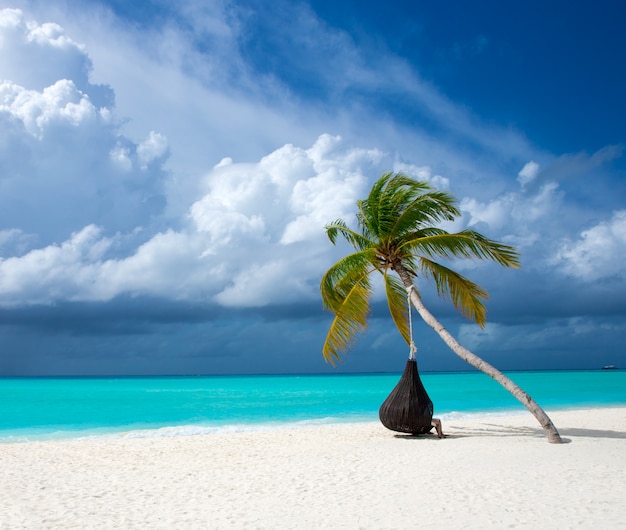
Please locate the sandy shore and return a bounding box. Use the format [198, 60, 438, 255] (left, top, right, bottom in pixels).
[2, 407, 625, 529]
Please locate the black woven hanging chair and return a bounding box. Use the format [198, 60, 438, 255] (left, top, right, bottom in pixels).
[379, 358, 434, 435]
[379, 285, 434, 435]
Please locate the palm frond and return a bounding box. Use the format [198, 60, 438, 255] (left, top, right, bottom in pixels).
[418, 257, 489, 327]
[320, 249, 376, 311]
[321, 266, 374, 365]
[383, 174, 433, 198]
[402, 230, 521, 268]
[402, 227, 450, 240]
[325, 219, 373, 251]
[377, 174, 427, 237]
[360, 174, 461, 242]
[457, 230, 521, 267]
[390, 190, 460, 239]
[384, 273, 411, 345]
[356, 172, 390, 237]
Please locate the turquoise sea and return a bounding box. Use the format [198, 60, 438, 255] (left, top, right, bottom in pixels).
[1, 370, 625, 443]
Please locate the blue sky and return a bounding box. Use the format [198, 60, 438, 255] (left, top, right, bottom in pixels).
[1, 0, 625, 375]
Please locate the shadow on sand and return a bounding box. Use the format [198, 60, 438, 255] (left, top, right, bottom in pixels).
[392, 423, 626, 442]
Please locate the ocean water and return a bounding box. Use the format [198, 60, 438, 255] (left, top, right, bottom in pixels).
[1, 370, 625, 442]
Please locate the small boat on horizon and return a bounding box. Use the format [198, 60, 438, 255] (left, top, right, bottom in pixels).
[602, 365, 618, 370]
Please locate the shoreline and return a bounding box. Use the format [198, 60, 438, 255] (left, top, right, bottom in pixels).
[3, 402, 626, 444]
[2, 407, 625, 528]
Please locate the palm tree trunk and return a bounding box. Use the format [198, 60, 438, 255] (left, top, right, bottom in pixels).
[395, 268, 563, 443]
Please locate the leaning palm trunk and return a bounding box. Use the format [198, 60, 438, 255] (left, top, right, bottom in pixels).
[395, 267, 563, 444]
[322, 174, 562, 443]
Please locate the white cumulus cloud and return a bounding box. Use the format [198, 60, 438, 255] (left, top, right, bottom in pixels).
[0, 79, 104, 139]
[517, 160, 539, 187]
[0, 135, 390, 308]
[460, 182, 562, 235]
[551, 210, 626, 281]
[137, 131, 168, 169]
[0, 9, 169, 244]
[0, 8, 111, 105]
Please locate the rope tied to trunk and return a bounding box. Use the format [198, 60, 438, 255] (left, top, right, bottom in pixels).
[407, 285, 417, 360]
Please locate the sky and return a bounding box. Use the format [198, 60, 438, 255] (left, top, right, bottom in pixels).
[0, 0, 625, 376]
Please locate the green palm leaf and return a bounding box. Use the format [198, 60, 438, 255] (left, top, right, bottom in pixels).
[321, 250, 377, 310]
[403, 230, 520, 268]
[325, 219, 374, 251]
[418, 257, 489, 326]
[321, 249, 378, 363]
[383, 273, 411, 345]
[322, 268, 373, 365]
[320, 171, 520, 361]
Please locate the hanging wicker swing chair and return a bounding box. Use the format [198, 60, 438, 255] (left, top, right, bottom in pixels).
[379, 358, 434, 434]
[378, 286, 435, 435]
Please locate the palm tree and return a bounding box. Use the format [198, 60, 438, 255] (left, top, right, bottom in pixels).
[321, 172, 562, 443]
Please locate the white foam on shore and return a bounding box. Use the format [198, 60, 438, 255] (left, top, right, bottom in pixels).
[0, 416, 376, 443]
[88, 416, 384, 441]
[4, 404, 623, 444]
[57, 411, 531, 441]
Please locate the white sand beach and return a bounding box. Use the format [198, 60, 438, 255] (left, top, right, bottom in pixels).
[2, 407, 625, 529]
